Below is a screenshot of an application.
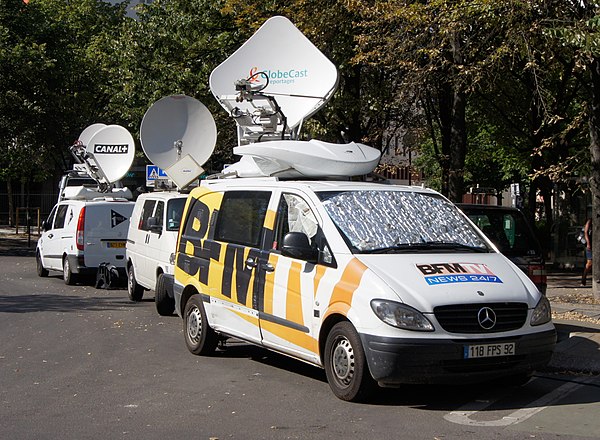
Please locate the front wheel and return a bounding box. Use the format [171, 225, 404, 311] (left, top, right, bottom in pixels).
[127, 264, 144, 302]
[183, 295, 218, 355]
[155, 273, 175, 316]
[324, 321, 377, 402]
[36, 252, 48, 277]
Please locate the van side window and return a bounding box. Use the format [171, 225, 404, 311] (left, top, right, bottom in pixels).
[45, 206, 57, 229]
[274, 193, 334, 265]
[274, 193, 318, 248]
[167, 198, 186, 231]
[54, 205, 69, 229]
[214, 191, 270, 247]
[139, 200, 156, 231]
[154, 201, 164, 229]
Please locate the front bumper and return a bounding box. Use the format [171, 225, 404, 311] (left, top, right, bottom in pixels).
[361, 329, 556, 386]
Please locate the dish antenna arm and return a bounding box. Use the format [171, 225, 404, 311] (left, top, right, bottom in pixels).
[69, 141, 112, 192]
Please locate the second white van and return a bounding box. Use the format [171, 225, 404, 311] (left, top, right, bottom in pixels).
[126, 191, 188, 315]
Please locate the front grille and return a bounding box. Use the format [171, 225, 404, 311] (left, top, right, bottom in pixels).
[434, 302, 528, 333]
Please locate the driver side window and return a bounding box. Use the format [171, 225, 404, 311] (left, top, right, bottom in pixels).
[273, 193, 334, 265]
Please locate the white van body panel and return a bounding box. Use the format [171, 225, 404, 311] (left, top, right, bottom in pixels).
[37, 199, 134, 275]
[126, 191, 188, 291]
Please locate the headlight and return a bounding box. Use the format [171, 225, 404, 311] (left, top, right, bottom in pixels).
[530, 296, 552, 326]
[370, 299, 434, 331]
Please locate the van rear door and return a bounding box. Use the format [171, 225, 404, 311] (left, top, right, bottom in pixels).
[84, 202, 134, 268]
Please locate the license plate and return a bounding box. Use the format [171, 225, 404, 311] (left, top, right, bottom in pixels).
[464, 342, 515, 359]
[107, 242, 126, 248]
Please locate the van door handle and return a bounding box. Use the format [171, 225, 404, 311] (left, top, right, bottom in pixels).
[262, 263, 275, 273]
[48, 233, 53, 239]
[245, 257, 257, 270]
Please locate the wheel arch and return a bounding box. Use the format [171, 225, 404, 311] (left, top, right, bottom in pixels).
[179, 284, 200, 317]
[318, 313, 350, 363]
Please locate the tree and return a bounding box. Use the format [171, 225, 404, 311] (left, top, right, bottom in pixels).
[545, 2, 600, 301]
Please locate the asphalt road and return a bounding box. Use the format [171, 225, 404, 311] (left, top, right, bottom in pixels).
[1, 246, 599, 440]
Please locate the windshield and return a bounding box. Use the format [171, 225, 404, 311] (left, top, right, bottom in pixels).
[318, 190, 489, 253]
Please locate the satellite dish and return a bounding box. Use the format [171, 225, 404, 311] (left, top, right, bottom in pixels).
[209, 16, 338, 136]
[78, 123, 106, 147]
[140, 95, 217, 189]
[86, 125, 135, 184]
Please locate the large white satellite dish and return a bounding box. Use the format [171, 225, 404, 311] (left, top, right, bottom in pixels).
[78, 123, 106, 147]
[210, 16, 338, 143]
[140, 95, 217, 189]
[86, 125, 135, 183]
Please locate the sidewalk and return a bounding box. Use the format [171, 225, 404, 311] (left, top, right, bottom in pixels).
[545, 270, 600, 374]
[0, 225, 598, 375]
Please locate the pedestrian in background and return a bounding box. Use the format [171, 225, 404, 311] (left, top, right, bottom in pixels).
[582, 218, 593, 286]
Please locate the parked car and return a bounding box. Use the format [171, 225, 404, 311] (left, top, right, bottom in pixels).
[126, 191, 188, 315]
[173, 180, 555, 401]
[457, 204, 547, 294]
[36, 197, 134, 284]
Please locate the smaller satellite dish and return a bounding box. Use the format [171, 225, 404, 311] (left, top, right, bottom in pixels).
[78, 123, 106, 147]
[86, 125, 135, 184]
[140, 95, 217, 189]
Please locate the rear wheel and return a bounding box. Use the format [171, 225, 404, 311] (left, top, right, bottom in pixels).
[63, 257, 77, 285]
[155, 273, 175, 316]
[184, 295, 218, 355]
[324, 321, 377, 402]
[36, 252, 48, 277]
[127, 264, 144, 302]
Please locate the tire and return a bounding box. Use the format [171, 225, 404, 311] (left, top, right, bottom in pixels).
[155, 273, 175, 316]
[183, 295, 218, 356]
[36, 252, 48, 277]
[63, 256, 77, 285]
[127, 264, 144, 302]
[324, 321, 377, 402]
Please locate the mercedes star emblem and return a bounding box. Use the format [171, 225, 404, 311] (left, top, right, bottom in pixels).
[477, 307, 497, 330]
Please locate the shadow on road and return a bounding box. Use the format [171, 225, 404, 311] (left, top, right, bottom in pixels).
[0, 293, 130, 313]
[0, 237, 36, 257]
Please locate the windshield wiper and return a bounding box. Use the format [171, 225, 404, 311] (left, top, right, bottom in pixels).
[361, 241, 489, 254]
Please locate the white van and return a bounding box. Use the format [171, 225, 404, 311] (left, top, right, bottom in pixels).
[36, 198, 134, 284]
[173, 179, 556, 401]
[126, 191, 188, 315]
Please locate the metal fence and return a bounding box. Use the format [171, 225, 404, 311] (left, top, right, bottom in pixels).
[0, 193, 58, 226]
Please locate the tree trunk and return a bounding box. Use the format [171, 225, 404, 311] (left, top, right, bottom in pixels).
[7, 179, 14, 227]
[448, 88, 467, 203]
[589, 56, 600, 302]
[447, 31, 467, 203]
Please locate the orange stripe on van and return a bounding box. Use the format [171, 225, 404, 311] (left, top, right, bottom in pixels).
[286, 261, 304, 325]
[328, 258, 368, 308]
[313, 264, 327, 298]
[263, 253, 278, 314]
[264, 209, 276, 230]
[260, 320, 319, 354]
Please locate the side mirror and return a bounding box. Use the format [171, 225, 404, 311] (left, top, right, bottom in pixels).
[41, 220, 48, 231]
[147, 216, 162, 234]
[281, 232, 318, 262]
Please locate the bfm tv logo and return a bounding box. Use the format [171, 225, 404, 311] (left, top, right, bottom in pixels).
[416, 262, 503, 285]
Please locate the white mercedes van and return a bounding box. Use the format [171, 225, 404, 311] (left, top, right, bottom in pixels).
[36, 198, 134, 284]
[126, 191, 188, 315]
[173, 179, 556, 402]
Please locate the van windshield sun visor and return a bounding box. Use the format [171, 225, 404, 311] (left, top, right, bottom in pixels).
[318, 191, 489, 253]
